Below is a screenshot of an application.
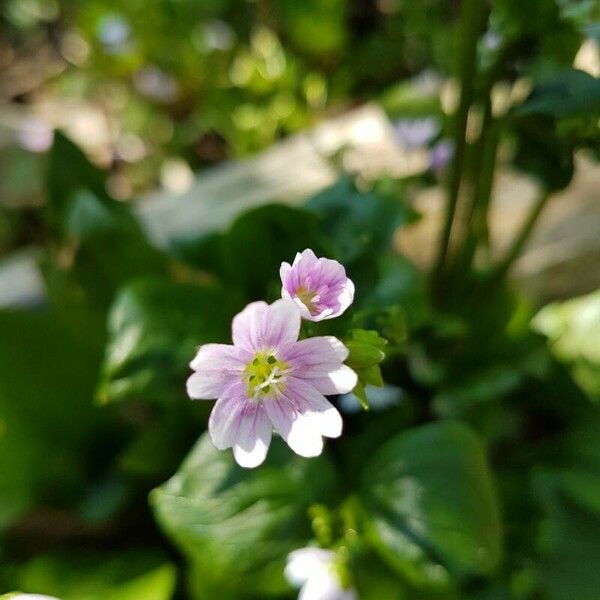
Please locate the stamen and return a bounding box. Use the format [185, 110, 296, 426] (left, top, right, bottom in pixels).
[244, 351, 288, 399]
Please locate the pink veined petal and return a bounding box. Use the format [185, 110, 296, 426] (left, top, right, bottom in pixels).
[232, 299, 300, 351]
[187, 343, 248, 400]
[265, 378, 342, 458]
[232, 403, 272, 468]
[310, 365, 358, 396]
[280, 261, 293, 294]
[282, 336, 357, 394]
[208, 383, 248, 450]
[336, 278, 355, 314]
[282, 336, 349, 373]
[231, 301, 268, 351]
[208, 382, 273, 468]
[290, 296, 314, 320]
[293, 248, 318, 269]
[285, 377, 343, 438]
[264, 396, 321, 458]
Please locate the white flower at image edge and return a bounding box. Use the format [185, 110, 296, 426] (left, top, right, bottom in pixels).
[285, 548, 357, 600]
[187, 299, 357, 467]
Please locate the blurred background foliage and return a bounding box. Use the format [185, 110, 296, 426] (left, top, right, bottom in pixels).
[1, 0, 600, 599]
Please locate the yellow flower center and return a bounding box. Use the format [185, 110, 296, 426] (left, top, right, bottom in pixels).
[296, 286, 318, 314]
[244, 352, 288, 398]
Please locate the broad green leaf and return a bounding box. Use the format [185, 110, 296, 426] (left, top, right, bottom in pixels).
[510, 116, 575, 191]
[364, 255, 429, 329]
[532, 290, 600, 401]
[64, 191, 167, 308]
[151, 433, 337, 598]
[533, 421, 600, 600]
[45, 132, 108, 231]
[305, 177, 410, 265]
[361, 422, 502, 587]
[0, 309, 106, 528]
[10, 550, 175, 600]
[98, 278, 241, 404]
[222, 204, 323, 299]
[515, 69, 600, 119]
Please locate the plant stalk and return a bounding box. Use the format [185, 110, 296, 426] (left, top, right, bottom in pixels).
[432, 0, 487, 287]
[493, 192, 551, 278]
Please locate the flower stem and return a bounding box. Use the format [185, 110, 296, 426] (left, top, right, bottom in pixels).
[454, 97, 499, 272]
[493, 192, 552, 278]
[432, 0, 487, 288]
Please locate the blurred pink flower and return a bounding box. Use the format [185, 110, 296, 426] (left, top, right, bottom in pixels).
[187, 299, 357, 468]
[280, 249, 355, 322]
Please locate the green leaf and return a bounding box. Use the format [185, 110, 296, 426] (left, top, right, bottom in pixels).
[515, 69, 600, 119]
[346, 330, 387, 367]
[9, 550, 175, 600]
[0, 309, 106, 529]
[532, 290, 600, 401]
[98, 278, 241, 405]
[510, 116, 575, 191]
[306, 177, 410, 265]
[46, 132, 108, 230]
[150, 433, 337, 598]
[222, 204, 323, 298]
[533, 421, 600, 600]
[64, 191, 167, 308]
[361, 422, 502, 587]
[345, 329, 387, 409]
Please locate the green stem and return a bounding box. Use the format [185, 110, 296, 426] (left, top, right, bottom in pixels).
[432, 0, 487, 286]
[455, 99, 499, 271]
[493, 193, 551, 278]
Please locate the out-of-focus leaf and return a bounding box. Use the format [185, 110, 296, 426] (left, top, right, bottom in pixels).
[150, 433, 337, 598]
[275, 0, 347, 56]
[515, 69, 600, 119]
[532, 290, 600, 401]
[433, 366, 523, 417]
[222, 204, 323, 299]
[533, 419, 600, 600]
[306, 177, 410, 265]
[361, 422, 502, 588]
[510, 116, 575, 191]
[64, 191, 167, 308]
[45, 132, 108, 229]
[365, 255, 429, 329]
[0, 309, 106, 529]
[98, 278, 241, 405]
[10, 550, 175, 600]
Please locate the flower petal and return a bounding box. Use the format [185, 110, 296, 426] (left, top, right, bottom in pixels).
[208, 383, 248, 450]
[282, 336, 349, 372]
[285, 548, 335, 586]
[232, 299, 301, 352]
[282, 336, 357, 395]
[309, 365, 358, 396]
[232, 403, 272, 468]
[265, 378, 343, 457]
[187, 343, 247, 400]
[299, 570, 356, 600]
[208, 384, 273, 467]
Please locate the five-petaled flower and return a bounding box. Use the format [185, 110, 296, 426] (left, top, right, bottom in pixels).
[187, 299, 357, 467]
[285, 547, 357, 600]
[280, 249, 355, 322]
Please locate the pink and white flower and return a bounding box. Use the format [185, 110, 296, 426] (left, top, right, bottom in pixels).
[187, 299, 357, 468]
[280, 249, 355, 322]
[285, 547, 357, 600]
